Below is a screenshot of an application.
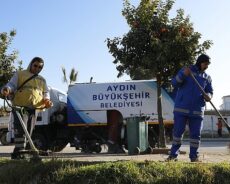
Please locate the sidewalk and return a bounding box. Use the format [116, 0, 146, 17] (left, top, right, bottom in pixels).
[183, 137, 230, 142]
[1, 144, 230, 163]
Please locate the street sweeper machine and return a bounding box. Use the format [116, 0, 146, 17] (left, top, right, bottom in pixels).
[2, 80, 175, 153]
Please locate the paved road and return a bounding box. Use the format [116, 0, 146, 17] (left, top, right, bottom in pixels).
[1, 140, 230, 163]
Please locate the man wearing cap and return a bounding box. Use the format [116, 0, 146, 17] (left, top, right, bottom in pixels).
[167, 54, 213, 162]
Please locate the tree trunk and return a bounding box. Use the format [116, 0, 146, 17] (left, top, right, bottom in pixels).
[156, 73, 166, 148]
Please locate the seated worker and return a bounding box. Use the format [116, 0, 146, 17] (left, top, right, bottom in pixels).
[1, 57, 53, 159]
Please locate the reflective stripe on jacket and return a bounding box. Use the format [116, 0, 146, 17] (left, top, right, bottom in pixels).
[172, 65, 213, 117]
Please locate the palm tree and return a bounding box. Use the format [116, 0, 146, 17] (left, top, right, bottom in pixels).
[61, 67, 78, 88]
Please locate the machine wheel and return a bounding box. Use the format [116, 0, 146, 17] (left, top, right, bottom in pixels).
[133, 147, 141, 155]
[92, 144, 102, 153]
[144, 146, 153, 154]
[32, 133, 48, 151]
[0, 131, 9, 145]
[49, 140, 68, 152]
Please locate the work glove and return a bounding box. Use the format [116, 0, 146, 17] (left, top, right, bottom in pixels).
[203, 93, 212, 102]
[183, 67, 191, 76]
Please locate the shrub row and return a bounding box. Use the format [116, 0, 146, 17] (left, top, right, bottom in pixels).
[0, 159, 230, 184]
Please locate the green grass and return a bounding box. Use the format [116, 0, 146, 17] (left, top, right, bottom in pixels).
[1, 158, 230, 184]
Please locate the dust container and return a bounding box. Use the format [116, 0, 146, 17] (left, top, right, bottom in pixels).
[126, 116, 150, 155]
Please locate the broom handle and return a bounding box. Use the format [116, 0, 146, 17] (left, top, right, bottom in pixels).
[189, 71, 230, 131]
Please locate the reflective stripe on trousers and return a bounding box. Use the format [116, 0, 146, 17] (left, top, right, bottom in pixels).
[190, 138, 200, 148]
[174, 108, 203, 116]
[14, 136, 26, 148]
[172, 136, 182, 145]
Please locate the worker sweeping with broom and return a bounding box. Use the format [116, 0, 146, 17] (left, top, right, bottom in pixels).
[167, 54, 213, 162]
[1, 57, 53, 159]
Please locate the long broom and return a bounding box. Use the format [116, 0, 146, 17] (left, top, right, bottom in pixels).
[189, 72, 230, 133]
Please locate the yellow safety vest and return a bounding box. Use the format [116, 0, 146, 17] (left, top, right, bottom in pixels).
[12, 70, 46, 108]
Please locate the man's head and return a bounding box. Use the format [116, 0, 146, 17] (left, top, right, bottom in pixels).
[195, 54, 210, 72]
[29, 57, 44, 74]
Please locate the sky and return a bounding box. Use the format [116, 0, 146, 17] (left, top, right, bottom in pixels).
[0, 0, 230, 109]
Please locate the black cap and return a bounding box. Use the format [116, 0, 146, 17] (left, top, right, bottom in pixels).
[196, 54, 210, 66]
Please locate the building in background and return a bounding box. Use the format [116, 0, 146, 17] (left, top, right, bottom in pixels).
[220, 95, 230, 110]
[201, 96, 230, 137]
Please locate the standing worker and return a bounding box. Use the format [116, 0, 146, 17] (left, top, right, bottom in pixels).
[1, 57, 53, 159]
[216, 119, 223, 137]
[167, 54, 213, 162]
[107, 110, 125, 153]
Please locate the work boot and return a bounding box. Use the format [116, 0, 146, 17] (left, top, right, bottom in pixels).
[11, 148, 26, 160]
[165, 155, 178, 161]
[190, 157, 201, 162]
[11, 152, 26, 160]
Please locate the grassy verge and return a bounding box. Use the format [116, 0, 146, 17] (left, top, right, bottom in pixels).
[1, 158, 230, 184]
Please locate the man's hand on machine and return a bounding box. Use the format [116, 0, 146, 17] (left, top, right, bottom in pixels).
[43, 98, 53, 108]
[1, 87, 10, 97]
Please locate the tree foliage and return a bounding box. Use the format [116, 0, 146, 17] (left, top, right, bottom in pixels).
[0, 30, 23, 88]
[107, 0, 212, 84]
